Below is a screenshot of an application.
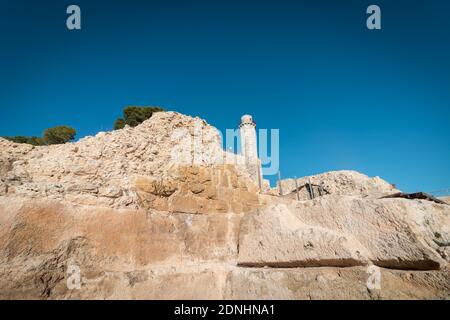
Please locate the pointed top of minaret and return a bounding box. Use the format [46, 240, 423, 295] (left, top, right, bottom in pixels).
[240, 114, 255, 127]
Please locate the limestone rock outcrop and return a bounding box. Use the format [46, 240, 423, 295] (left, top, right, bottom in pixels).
[0, 111, 449, 299]
[1, 196, 448, 300]
[238, 197, 448, 269]
[0, 112, 247, 209]
[225, 266, 450, 300]
[277, 170, 399, 199]
[0, 197, 241, 299]
[135, 165, 260, 214]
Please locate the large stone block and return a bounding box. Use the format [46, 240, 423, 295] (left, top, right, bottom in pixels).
[238, 197, 447, 270]
[135, 165, 261, 214]
[225, 266, 450, 300]
[238, 203, 370, 268]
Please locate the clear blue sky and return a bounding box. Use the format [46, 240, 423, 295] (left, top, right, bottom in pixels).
[0, 0, 449, 192]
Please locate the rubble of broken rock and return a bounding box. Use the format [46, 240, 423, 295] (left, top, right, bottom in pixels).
[0, 111, 449, 299]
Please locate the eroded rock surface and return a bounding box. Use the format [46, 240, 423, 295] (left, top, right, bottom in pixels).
[1, 197, 448, 300]
[135, 165, 260, 214]
[0, 197, 241, 299]
[0, 112, 248, 209]
[238, 197, 449, 270]
[225, 266, 450, 300]
[0, 111, 449, 299]
[277, 170, 399, 199]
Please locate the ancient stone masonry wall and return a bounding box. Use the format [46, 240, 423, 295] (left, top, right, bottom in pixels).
[1, 111, 449, 300]
[0, 112, 250, 209]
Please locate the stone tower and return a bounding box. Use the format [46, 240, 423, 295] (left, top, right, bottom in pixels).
[239, 114, 262, 188]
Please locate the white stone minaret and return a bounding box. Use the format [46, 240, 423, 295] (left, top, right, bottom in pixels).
[239, 114, 262, 188]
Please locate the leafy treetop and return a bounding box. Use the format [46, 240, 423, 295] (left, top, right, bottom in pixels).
[2, 105, 164, 146]
[3, 125, 76, 146]
[114, 106, 164, 129]
[43, 126, 77, 145]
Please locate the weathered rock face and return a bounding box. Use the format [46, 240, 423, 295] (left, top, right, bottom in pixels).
[238, 202, 372, 268]
[135, 165, 260, 214]
[0, 111, 449, 300]
[238, 197, 449, 270]
[0, 197, 242, 299]
[225, 266, 450, 300]
[0, 197, 448, 300]
[0, 112, 248, 209]
[277, 170, 399, 199]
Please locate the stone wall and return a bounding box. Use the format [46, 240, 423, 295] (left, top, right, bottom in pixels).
[0, 196, 448, 299]
[0, 112, 252, 209]
[1, 111, 449, 300]
[135, 164, 261, 214]
[238, 196, 449, 270]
